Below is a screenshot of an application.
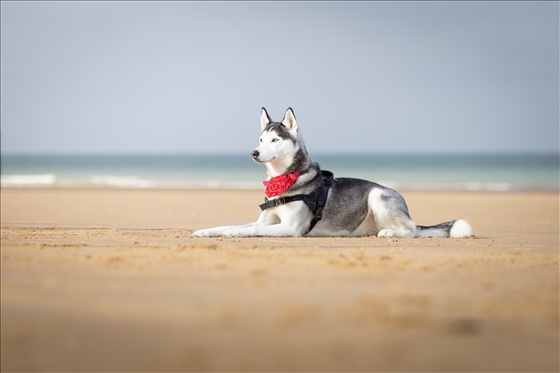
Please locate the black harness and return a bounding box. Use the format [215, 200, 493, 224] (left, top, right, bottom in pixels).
[259, 170, 336, 234]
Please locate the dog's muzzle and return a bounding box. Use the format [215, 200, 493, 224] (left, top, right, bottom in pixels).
[251, 150, 259, 160]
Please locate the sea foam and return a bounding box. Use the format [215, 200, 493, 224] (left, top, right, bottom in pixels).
[1, 174, 57, 187]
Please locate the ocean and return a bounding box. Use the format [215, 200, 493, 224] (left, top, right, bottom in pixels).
[1, 153, 558, 191]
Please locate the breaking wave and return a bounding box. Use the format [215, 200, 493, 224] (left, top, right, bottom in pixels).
[1, 174, 57, 187]
[90, 175, 158, 188]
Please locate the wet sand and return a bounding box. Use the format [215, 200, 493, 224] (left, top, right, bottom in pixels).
[1, 188, 558, 371]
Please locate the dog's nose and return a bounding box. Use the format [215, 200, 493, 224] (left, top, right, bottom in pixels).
[251, 150, 259, 159]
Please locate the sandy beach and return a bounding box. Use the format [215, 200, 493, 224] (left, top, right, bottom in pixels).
[1, 188, 558, 372]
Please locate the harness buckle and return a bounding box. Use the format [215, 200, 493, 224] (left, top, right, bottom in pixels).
[274, 197, 286, 207]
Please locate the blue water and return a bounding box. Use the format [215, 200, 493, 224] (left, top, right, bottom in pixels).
[1, 153, 558, 191]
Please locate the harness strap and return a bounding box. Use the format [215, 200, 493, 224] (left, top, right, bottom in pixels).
[259, 170, 335, 234]
[259, 194, 308, 210]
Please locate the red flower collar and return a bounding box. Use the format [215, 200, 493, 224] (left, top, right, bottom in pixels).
[263, 170, 301, 198]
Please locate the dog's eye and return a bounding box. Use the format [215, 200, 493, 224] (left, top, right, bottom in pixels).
[272, 138, 279, 143]
[259, 138, 263, 143]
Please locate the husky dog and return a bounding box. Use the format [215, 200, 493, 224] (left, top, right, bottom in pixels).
[192, 108, 473, 238]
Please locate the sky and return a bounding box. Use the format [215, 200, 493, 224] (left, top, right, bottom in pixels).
[1, 1, 558, 155]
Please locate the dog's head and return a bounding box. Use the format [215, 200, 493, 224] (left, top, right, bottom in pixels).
[251, 107, 300, 166]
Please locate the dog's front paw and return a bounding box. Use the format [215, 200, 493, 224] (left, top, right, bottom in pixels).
[221, 229, 241, 238]
[192, 229, 218, 237]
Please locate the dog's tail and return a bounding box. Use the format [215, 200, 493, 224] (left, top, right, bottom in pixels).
[416, 219, 473, 238]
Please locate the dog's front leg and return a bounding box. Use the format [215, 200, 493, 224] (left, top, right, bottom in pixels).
[192, 210, 279, 237]
[222, 210, 310, 237]
[221, 222, 305, 237]
[221, 203, 311, 237]
[192, 223, 258, 237]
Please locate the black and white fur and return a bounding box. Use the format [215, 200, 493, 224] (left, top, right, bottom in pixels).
[192, 108, 473, 238]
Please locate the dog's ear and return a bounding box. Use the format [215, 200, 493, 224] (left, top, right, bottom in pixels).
[281, 107, 298, 132]
[260, 107, 272, 131]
